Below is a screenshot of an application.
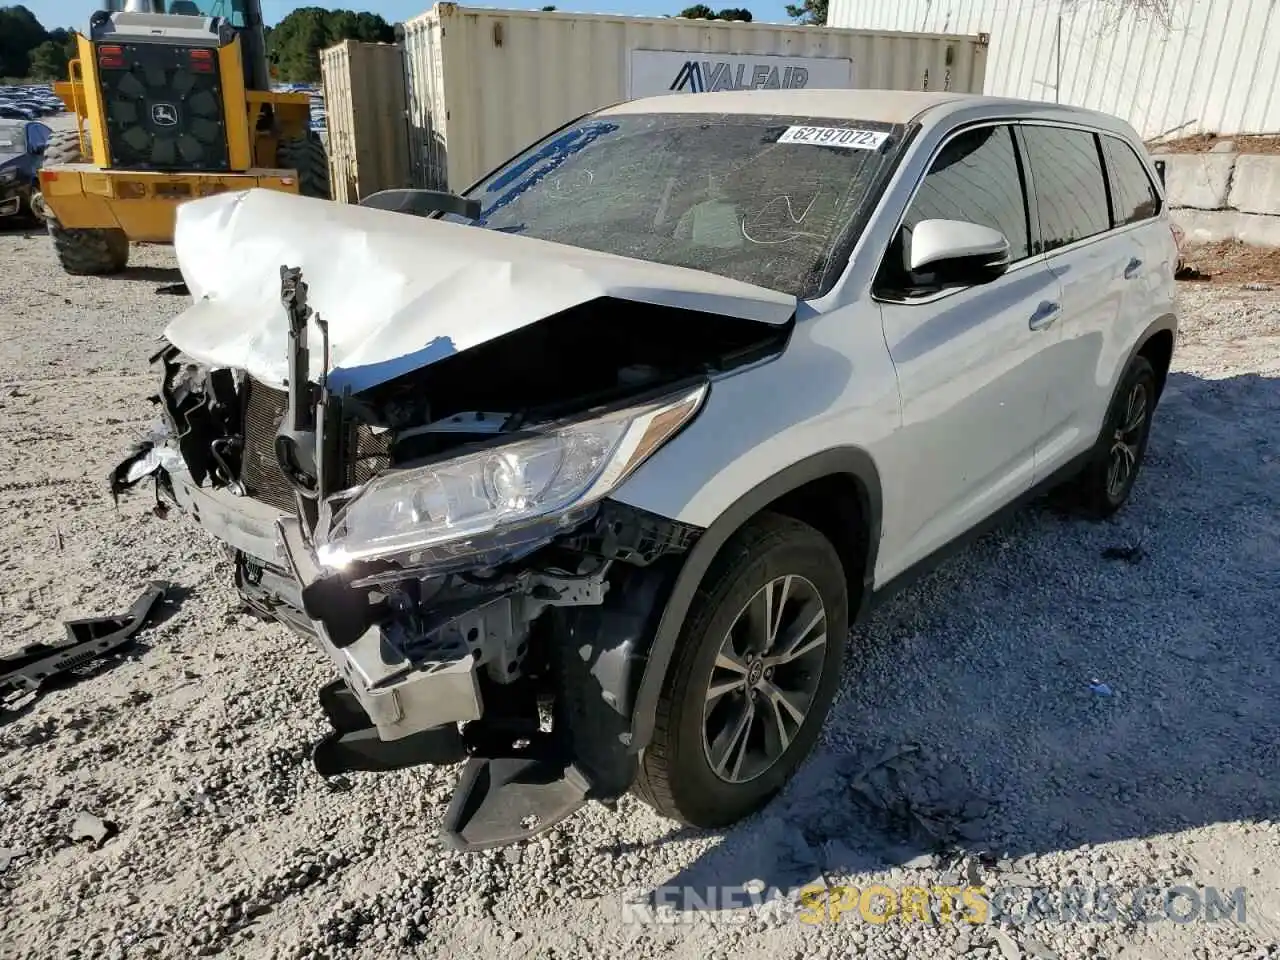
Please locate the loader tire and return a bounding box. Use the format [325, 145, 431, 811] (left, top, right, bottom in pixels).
[41, 128, 128, 276]
[48, 220, 130, 276]
[44, 128, 87, 165]
[277, 133, 330, 200]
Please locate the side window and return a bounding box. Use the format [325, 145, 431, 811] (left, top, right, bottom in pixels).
[1102, 135, 1161, 226]
[1020, 125, 1111, 252]
[902, 124, 1031, 261]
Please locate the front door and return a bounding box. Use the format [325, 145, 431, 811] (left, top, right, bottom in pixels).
[874, 123, 1062, 580]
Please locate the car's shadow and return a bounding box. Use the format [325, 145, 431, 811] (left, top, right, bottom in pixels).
[625, 369, 1280, 907]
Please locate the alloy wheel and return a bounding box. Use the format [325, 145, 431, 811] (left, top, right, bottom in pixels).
[701, 574, 828, 784]
[1107, 381, 1148, 500]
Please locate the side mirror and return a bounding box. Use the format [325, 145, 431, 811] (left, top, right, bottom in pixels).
[359, 188, 481, 221]
[905, 218, 1010, 289]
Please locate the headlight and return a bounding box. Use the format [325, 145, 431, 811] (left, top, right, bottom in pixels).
[314, 383, 707, 569]
[0, 168, 17, 184]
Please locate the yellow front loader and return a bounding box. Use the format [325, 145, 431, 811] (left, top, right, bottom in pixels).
[41, 0, 329, 275]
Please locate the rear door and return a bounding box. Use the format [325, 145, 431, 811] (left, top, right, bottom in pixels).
[874, 123, 1063, 579]
[1018, 123, 1129, 475]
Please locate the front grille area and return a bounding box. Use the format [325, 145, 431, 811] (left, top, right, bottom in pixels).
[241, 378, 294, 513]
[240, 379, 392, 514]
[98, 42, 230, 172]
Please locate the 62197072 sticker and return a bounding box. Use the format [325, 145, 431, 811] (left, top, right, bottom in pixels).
[776, 126, 890, 150]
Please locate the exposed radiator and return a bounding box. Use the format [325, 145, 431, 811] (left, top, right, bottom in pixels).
[239, 379, 392, 514]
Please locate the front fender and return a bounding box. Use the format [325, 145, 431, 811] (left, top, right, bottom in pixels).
[625, 447, 883, 753]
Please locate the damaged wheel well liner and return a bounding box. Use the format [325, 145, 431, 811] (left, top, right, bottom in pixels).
[627, 447, 882, 753]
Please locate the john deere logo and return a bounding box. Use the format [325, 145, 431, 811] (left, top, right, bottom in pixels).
[669, 60, 811, 93]
[151, 103, 179, 127]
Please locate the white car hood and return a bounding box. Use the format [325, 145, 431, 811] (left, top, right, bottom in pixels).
[165, 189, 797, 393]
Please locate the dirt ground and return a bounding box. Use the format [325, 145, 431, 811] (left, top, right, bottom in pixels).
[1150, 133, 1280, 154]
[1, 225, 1279, 960]
[1178, 240, 1280, 285]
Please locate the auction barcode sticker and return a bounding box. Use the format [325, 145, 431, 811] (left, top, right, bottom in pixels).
[777, 126, 889, 150]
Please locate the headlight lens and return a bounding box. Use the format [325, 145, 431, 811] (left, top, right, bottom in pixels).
[0, 168, 17, 184]
[314, 383, 707, 569]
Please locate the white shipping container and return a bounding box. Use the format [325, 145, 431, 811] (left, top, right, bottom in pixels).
[401, 3, 988, 191]
[826, 0, 1280, 140]
[321, 40, 411, 203]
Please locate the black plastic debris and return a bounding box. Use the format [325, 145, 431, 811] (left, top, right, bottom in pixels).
[1, 582, 168, 711]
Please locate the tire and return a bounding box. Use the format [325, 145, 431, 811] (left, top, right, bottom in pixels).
[634, 512, 848, 827]
[48, 219, 130, 276]
[277, 133, 330, 200]
[1063, 355, 1158, 519]
[41, 128, 129, 275]
[44, 128, 86, 166]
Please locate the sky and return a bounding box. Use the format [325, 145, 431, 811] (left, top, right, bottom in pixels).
[22, 0, 800, 30]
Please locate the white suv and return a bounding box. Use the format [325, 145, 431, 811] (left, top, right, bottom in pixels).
[112, 89, 1177, 850]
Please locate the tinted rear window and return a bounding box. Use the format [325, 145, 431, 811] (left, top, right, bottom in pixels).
[1102, 135, 1161, 226]
[1021, 125, 1111, 253]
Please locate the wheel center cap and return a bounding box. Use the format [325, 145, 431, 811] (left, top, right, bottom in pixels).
[746, 660, 765, 686]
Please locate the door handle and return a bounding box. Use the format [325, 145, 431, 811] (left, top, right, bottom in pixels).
[1029, 300, 1061, 331]
[1124, 257, 1144, 279]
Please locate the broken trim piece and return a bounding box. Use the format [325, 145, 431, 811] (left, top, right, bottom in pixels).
[1, 583, 168, 709]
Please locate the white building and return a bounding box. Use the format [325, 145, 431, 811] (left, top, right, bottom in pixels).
[827, 0, 1280, 139]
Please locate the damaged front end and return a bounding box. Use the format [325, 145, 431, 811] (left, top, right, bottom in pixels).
[112, 231, 792, 848]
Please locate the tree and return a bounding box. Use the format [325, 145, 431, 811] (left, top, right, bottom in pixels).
[678, 4, 753, 19]
[0, 5, 47, 78]
[26, 39, 68, 81]
[541, 5, 557, 10]
[266, 7, 395, 83]
[784, 0, 827, 25]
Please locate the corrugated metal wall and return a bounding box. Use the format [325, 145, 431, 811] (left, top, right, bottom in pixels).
[402, 3, 988, 191]
[320, 40, 411, 203]
[827, 0, 1280, 139]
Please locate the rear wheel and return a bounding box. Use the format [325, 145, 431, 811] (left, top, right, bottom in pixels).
[44, 128, 86, 165]
[42, 128, 130, 276]
[277, 133, 330, 200]
[634, 512, 847, 827]
[1063, 355, 1157, 519]
[48, 221, 130, 276]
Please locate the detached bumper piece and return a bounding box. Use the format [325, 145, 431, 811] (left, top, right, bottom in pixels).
[442, 735, 591, 852]
[312, 679, 466, 776]
[1, 582, 167, 709]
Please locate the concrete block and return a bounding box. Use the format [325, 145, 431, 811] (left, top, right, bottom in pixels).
[1169, 209, 1280, 249]
[1227, 154, 1280, 216]
[1159, 153, 1237, 210]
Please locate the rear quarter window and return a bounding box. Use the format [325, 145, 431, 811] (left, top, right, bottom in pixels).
[1102, 135, 1162, 226]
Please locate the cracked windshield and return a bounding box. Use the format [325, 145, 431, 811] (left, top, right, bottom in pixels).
[445, 113, 905, 298]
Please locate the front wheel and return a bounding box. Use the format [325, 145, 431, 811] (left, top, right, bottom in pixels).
[634, 512, 847, 827]
[1064, 355, 1157, 519]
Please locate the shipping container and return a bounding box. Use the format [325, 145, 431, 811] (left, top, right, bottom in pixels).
[827, 0, 1280, 140]
[320, 40, 411, 203]
[401, 3, 989, 191]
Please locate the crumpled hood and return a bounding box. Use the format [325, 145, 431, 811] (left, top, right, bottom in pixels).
[165, 189, 797, 393]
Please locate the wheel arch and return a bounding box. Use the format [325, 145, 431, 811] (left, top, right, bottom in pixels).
[628, 447, 883, 753]
[1136, 317, 1176, 399]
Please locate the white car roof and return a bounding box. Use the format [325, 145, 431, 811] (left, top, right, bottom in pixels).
[599, 89, 1138, 139]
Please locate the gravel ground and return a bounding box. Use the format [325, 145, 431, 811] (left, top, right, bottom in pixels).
[1, 225, 1278, 960]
